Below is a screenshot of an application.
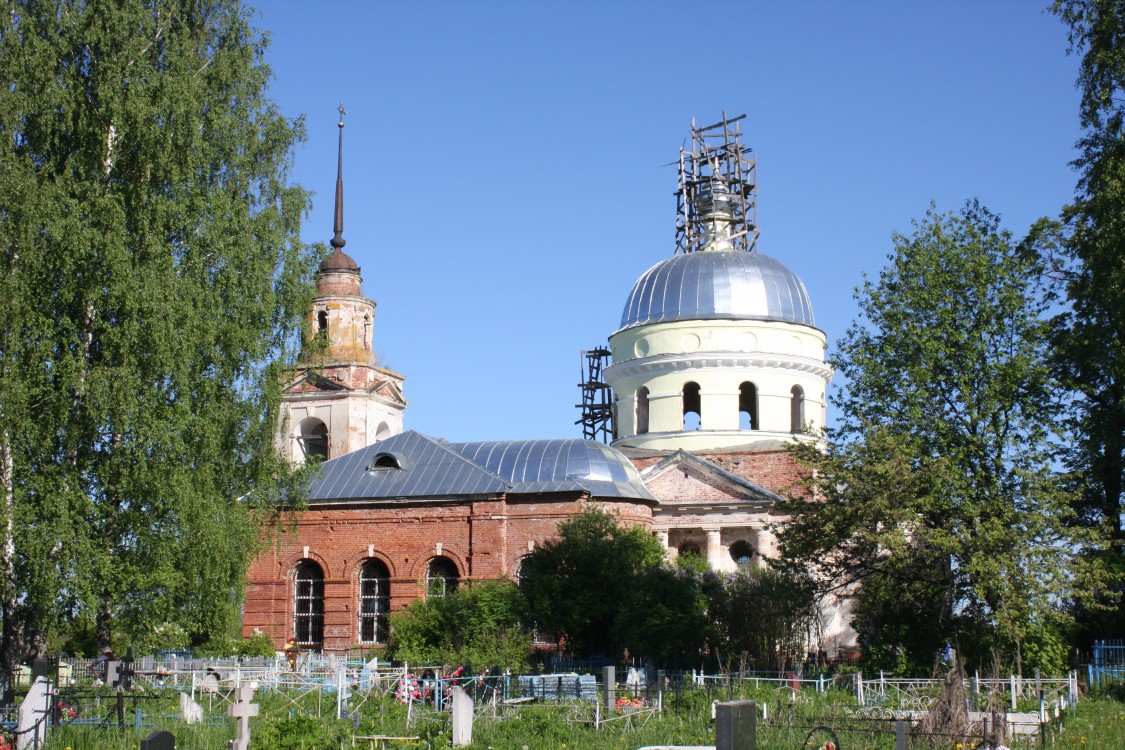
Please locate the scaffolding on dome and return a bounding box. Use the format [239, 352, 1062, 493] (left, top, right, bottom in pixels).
[575, 347, 614, 443]
[675, 112, 759, 254]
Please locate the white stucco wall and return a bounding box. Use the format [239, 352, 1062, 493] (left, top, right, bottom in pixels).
[606, 318, 832, 451]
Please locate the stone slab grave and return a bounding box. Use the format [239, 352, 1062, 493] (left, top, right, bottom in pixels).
[16, 676, 51, 750]
[139, 730, 175, 750]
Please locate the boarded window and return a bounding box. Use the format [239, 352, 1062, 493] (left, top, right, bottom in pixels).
[636, 387, 650, 435]
[790, 385, 805, 433]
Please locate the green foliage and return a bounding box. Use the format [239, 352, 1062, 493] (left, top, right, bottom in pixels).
[0, 0, 319, 678]
[388, 580, 531, 670]
[520, 505, 668, 657]
[1049, 0, 1125, 639]
[779, 202, 1079, 672]
[710, 567, 820, 672]
[613, 562, 717, 667]
[851, 543, 949, 675]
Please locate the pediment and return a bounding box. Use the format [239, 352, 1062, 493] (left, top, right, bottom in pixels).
[282, 371, 348, 394]
[368, 378, 408, 407]
[640, 450, 781, 506]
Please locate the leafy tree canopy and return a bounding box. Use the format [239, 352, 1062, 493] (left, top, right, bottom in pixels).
[779, 202, 1078, 672]
[388, 581, 531, 671]
[0, 0, 318, 687]
[520, 506, 668, 658]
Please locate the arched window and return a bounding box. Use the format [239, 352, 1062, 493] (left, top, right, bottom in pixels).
[294, 561, 324, 646]
[682, 382, 701, 431]
[375, 421, 391, 442]
[678, 541, 702, 558]
[297, 417, 329, 462]
[729, 541, 755, 569]
[790, 385, 805, 433]
[358, 559, 390, 644]
[317, 309, 329, 333]
[739, 382, 759, 431]
[370, 452, 402, 470]
[635, 387, 650, 435]
[426, 556, 459, 598]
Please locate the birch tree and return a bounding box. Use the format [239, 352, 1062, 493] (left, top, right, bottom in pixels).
[0, 0, 317, 691]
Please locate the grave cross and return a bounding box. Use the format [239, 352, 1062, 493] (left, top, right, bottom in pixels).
[228, 682, 260, 750]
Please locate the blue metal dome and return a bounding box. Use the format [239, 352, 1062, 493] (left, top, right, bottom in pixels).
[618, 250, 816, 331]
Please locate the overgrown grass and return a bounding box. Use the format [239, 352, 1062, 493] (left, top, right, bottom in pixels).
[35, 684, 1124, 749]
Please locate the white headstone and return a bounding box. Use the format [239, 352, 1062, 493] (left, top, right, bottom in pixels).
[451, 686, 473, 747]
[179, 691, 204, 724]
[627, 666, 641, 687]
[17, 676, 50, 750]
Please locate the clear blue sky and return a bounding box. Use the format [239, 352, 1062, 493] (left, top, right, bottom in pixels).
[257, 1, 1081, 443]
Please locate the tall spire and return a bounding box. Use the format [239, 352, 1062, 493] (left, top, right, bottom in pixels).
[331, 102, 347, 250]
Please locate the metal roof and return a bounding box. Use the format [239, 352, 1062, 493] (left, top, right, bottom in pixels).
[306, 431, 656, 504]
[451, 439, 657, 500]
[618, 250, 816, 332]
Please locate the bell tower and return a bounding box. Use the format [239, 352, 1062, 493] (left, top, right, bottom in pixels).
[281, 106, 407, 464]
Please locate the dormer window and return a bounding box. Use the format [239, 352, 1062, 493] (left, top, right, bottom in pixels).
[369, 452, 403, 470]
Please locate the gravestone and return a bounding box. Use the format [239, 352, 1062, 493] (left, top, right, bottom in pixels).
[715, 699, 756, 750]
[139, 730, 175, 750]
[602, 666, 615, 713]
[179, 691, 203, 724]
[16, 677, 51, 750]
[105, 660, 122, 687]
[451, 686, 473, 747]
[228, 682, 260, 750]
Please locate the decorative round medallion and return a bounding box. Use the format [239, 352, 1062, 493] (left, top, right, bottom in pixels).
[680, 333, 701, 352]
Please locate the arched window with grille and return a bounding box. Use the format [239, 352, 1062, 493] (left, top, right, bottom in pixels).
[682, 382, 701, 430]
[635, 387, 650, 435]
[294, 560, 324, 647]
[790, 385, 805, 433]
[739, 382, 759, 430]
[678, 541, 702, 558]
[426, 556, 459, 598]
[358, 559, 390, 644]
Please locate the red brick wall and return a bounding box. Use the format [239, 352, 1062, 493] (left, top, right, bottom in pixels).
[316, 274, 362, 296]
[629, 450, 808, 498]
[243, 493, 653, 653]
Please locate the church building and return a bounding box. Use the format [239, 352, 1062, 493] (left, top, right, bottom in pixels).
[242, 114, 854, 658]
